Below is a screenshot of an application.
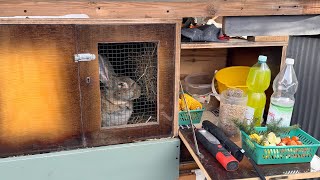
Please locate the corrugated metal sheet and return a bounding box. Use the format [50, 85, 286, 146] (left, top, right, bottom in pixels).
[287, 35, 320, 155]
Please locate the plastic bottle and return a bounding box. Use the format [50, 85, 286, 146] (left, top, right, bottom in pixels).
[246, 55, 271, 126]
[267, 58, 298, 126]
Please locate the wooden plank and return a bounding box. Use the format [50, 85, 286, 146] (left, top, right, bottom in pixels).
[247, 36, 289, 42]
[0, 25, 83, 157]
[77, 22, 178, 146]
[179, 161, 198, 172]
[224, 15, 320, 36]
[180, 49, 227, 77]
[0, 0, 320, 20]
[174, 22, 181, 137]
[179, 174, 196, 180]
[179, 128, 320, 180]
[0, 18, 182, 25]
[181, 40, 288, 49]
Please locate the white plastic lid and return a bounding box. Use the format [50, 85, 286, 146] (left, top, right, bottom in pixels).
[286, 58, 295, 65]
[258, 55, 267, 62]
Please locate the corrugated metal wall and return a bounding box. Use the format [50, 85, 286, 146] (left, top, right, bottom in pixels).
[287, 35, 320, 155]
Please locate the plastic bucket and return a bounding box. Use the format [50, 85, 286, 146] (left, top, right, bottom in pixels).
[212, 66, 250, 101]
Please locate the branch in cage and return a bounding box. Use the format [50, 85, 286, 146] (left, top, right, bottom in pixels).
[145, 116, 152, 123]
[135, 65, 148, 83]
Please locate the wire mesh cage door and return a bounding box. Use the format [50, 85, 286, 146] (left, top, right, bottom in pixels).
[99, 42, 158, 127]
[77, 23, 178, 146]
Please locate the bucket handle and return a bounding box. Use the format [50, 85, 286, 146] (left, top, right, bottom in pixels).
[211, 70, 221, 101]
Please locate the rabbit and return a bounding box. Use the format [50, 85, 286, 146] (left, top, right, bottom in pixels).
[99, 55, 141, 127]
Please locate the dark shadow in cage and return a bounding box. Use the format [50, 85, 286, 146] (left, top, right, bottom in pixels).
[98, 42, 158, 127]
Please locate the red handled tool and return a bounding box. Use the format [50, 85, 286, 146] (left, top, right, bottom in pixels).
[202, 120, 266, 180]
[196, 129, 239, 171]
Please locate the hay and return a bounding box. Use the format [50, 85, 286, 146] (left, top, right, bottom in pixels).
[128, 114, 157, 124]
[131, 45, 157, 102]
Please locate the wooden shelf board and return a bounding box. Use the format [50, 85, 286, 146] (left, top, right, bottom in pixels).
[1, 1, 320, 19]
[181, 39, 288, 49]
[179, 128, 320, 180]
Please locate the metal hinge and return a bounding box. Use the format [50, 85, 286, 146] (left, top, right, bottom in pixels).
[74, 53, 96, 62]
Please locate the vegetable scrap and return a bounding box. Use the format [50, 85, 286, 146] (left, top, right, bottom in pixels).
[234, 119, 300, 146]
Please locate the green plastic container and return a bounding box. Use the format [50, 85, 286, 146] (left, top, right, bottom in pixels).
[178, 109, 204, 125]
[241, 127, 320, 165]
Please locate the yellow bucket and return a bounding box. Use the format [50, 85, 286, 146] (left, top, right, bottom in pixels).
[214, 66, 250, 93]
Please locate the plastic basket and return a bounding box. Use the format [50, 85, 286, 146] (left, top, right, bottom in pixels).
[178, 109, 204, 125]
[241, 127, 320, 165]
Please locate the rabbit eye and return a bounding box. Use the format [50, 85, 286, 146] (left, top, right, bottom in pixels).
[118, 82, 123, 88]
[118, 82, 128, 89]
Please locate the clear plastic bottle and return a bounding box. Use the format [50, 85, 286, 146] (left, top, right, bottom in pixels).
[246, 55, 271, 126]
[267, 58, 298, 126]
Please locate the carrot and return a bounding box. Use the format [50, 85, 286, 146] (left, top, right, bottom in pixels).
[292, 136, 299, 141]
[296, 141, 303, 145]
[288, 140, 297, 146]
[281, 137, 291, 145]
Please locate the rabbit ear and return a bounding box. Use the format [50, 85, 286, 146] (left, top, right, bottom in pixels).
[99, 55, 116, 85]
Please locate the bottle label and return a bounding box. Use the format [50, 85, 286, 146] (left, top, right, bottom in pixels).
[245, 106, 255, 125]
[267, 103, 294, 126]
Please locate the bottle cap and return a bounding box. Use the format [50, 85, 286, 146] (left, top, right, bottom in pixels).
[286, 58, 294, 65]
[258, 55, 267, 62]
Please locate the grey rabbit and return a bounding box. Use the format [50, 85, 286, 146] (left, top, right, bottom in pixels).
[99, 55, 141, 127]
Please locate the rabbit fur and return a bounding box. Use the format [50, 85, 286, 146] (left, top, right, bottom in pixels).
[99, 55, 141, 127]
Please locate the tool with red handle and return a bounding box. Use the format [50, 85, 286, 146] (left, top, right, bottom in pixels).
[202, 120, 266, 180]
[196, 129, 239, 171]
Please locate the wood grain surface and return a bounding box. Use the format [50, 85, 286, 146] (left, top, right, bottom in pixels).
[0, 0, 319, 20]
[76, 23, 178, 146]
[181, 48, 227, 78]
[181, 40, 288, 49]
[0, 25, 83, 157]
[0, 21, 180, 156]
[174, 23, 181, 137]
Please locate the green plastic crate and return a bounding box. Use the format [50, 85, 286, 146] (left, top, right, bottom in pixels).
[241, 127, 320, 165]
[178, 109, 204, 125]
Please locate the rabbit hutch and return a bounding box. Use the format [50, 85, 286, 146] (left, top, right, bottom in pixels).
[0, 1, 320, 180]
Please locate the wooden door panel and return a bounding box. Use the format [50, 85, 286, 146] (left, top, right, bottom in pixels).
[0, 25, 83, 157]
[77, 24, 177, 146]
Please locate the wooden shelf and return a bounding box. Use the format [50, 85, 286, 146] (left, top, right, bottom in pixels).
[181, 39, 288, 49]
[179, 128, 320, 180]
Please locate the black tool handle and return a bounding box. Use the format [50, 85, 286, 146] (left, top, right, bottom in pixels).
[202, 120, 244, 162]
[244, 151, 266, 180]
[202, 120, 266, 180]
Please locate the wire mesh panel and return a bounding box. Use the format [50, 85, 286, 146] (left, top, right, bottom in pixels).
[98, 42, 158, 127]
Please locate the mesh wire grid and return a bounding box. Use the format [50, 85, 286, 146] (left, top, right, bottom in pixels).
[98, 42, 158, 127]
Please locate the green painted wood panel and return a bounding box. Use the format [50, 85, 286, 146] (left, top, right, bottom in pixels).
[0, 138, 180, 180]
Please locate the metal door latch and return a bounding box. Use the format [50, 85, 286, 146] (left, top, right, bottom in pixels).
[74, 53, 96, 62]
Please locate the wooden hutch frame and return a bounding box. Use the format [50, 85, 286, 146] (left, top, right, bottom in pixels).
[0, 1, 320, 180]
